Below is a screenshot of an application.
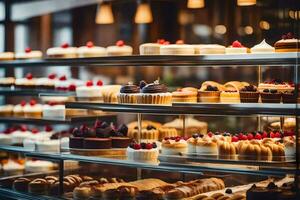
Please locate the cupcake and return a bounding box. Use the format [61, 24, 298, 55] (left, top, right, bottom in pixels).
[282, 90, 297, 104]
[239, 85, 259, 103]
[117, 83, 140, 104]
[137, 80, 172, 105]
[198, 85, 221, 103]
[260, 89, 281, 103]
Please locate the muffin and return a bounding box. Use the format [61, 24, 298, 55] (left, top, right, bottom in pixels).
[137, 80, 172, 105]
[117, 83, 140, 104]
[198, 84, 221, 103]
[239, 85, 259, 103]
[260, 89, 281, 103]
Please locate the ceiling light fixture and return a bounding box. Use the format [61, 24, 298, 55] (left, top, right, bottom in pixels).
[187, 0, 205, 9]
[95, 2, 114, 24]
[134, 1, 153, 24]
[237, 0, 256, 6]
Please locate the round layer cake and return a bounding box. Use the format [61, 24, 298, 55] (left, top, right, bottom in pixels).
[127, 142, 159, 164]
[274, 33, 300, 52]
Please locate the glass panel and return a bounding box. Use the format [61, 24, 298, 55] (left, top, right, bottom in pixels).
[0, 2, 5, 21]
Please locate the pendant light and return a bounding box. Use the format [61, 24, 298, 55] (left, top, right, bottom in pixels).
[134, 1, 153, 24]
[237, 0, 256, 6]
[187, 0, 205, 9]
[95, 2, 114, 24]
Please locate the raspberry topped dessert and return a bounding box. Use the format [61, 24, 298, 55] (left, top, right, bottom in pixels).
[274, 33, 300, 52]
[76, 80, 103, 102]
[198, 83, 221, 103]
[15, 73, 37, 89]
[160, 40, 195, 55]
[239, 85, 259, 103]
[161, 136, 188, 155]
[127, 142, 159, 164]
[15, 47, 42, 59]
[258, 79, 294, 93]
[46, 42, 78, 58]
[225, 40, 248, 54]
[36, 73, 57, 90]
[106, 40, 133, 56]
[77, 41, 106, 58]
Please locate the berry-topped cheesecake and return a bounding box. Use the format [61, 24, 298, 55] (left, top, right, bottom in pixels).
[106, 40, 133, 56]
[225, 40, 248, 54]
[15, 73, 37, 89]
[77, 41, 106, 58]
[54, 75, 84, 91]
[46, 42, 78, 58]
[127, 142, 159, 164]
[76, 80, 103, 102]
[15, 47, 42, 59]
[161, 136, 188, 155]
[258, 79, 294, 93]
[36, 73, 57, 90]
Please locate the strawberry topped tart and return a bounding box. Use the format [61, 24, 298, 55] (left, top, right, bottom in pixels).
[76, 80, 103, 102]
[77, 41, 106, 57]
[107, 40, 133, 56]
[225, 40, 248, 54]
[15, 47, 42, 59]
[127, 142, 159, 164]
[46, 42, 78, 58]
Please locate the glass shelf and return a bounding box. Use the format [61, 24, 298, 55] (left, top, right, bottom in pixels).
[0, 188, 64, 200]
[0, 53, 298, 67]
[65, 102, 299, 116]
[0, 88, 75, 96]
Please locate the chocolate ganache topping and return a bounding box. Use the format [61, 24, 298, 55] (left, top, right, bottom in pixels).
[141, 80, 168, 93]
[120, 83, 140, 93]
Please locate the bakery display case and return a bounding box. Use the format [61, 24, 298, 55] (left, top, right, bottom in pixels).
[0, 0, 299, 199]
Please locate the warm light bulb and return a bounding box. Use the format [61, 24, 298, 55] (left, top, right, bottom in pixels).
[187, 0, 205, 9]
[95, 3, 114, 24]
[237, 0, 256, 6]
[134, 3, 153, 24]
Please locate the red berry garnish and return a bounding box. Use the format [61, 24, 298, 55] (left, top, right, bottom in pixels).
[275, 132, 281, 138]
[20, 125, 27, 132]
[207, 132, 213, 137]
[25, 47, 32, 53]
[134, 143, 141, 150]
[45, 125, 53, 132]
[68, 84, 76, 91]
[176, 40, 184, 44]
[31, 128, 39, 134]
[97, 80, 103, 86]
[175, 138, 181, 142]
[29, 99, 37, 106]
[262, 131, 268, 138]
[86, 41, 94, 48]
[232, 40, 242, 48]
[270, 132, 276, 138]
[232, 136, 239, 142]
[247, 133, 254, 140]
[183, 136, 189, 140]
[20, 100, 26, 107]
[59, 75, 67, 81]
[48, 101, 56, 106]
[282, 34, 287, 40]
[286, 32, 293, 39]
[48, 73, 56, 79]
[164, 137, 169, 140]
[163, 41, 170, 45]
[86, 80, 93, 87]
[145, 143, 153, 149]
[61, 42, 69, 48]
[255, 133, 262, 140]
[170, 137, 176, 140]
[241, 135, 248, 140]
[116, 40, 124, 47]
[157, 39, 165, 44]
[26, 73, 33, 80]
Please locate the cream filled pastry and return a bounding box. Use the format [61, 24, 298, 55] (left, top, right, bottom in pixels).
[225, 40, 248, 54]
[107, 40, 133, 56]
[251, 39, 275, 53]
[0, 52, 14, 60]
[77, 41, 106, 57]
[47, 42, 78, 58]
[15, 48, 42, 59]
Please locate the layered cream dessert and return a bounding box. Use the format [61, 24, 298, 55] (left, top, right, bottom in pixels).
[194, 44, 226, 55]
[251, 39, 275, 53]
[15, 48, 42, 59]
[47, 43, 78, 58]
[107, 40, 133, 56]
[160, 40, 195, 55]
[76, 80, 103, 101]
[225, 40, 247, 54]
[77, 41, 106, 58]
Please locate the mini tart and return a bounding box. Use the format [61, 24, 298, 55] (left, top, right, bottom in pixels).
[220, 91, 240, 103]
[194, 44, 225, 55]
[15, 48, 42, 59]
[46, 43, 78, 58]
[0, 52, 14, 60]
[117, 83, 140, 104]
[107, 40, 133, 56]
[138, 80, 172, 105]
[0, 77, 15, 87]
[260, 90, 281, 103]
[161, 138, 188, 155]
[251, 39, 275, 54]
[139, 43, 161, 55]
[172, 88, 197, 103]
[160, 44, 195, 55]
[77, 41, 106, 57]
[274, 38, 300, 52]
[198, 81, 224, 103]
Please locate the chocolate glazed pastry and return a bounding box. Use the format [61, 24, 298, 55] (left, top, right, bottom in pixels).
[141, 82, 168, 93]
[120, 84, 140, 93]
[13, 178, 31, 192]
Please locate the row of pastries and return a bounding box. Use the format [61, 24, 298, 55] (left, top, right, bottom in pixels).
[0, 33, 298, 60]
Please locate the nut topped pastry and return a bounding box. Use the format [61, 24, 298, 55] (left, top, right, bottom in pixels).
[117, 82, 140, 104]
[137, 80, 172, 105]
